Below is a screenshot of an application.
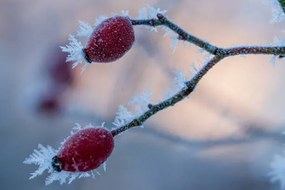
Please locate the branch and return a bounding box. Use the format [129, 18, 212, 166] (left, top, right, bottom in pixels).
[110, 14, 285, 136]
[131, 13, 219, 54]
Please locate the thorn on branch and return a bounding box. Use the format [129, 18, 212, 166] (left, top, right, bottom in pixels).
[178, 34, 187, 41]
[147, 104, 153, 109]
[133, 119, 142, 126]
[156, 13, 165, 20]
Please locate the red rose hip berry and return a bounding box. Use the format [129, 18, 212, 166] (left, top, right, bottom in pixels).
[84, 16, 135, 63]
[52, 127, 114, 172]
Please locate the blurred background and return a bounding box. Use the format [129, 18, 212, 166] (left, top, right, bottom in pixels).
[1, 0, 285, 189]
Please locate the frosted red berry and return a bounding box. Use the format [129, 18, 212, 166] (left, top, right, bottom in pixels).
[53, 127, 114, 172]
[84, 16, 135, 63]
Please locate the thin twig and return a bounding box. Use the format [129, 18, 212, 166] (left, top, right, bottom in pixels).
[110, 14, 285, 137]
[131, 14, 219, 54]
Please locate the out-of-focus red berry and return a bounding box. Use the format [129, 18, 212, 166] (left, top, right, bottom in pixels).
[38, 93, 60, 114]
[49, 51, 73, 86]
[56, 127, 114, 172]
[84, 16, 135, 63]
[38, 45, 75, 115]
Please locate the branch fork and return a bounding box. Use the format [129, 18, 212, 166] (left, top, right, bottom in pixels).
[111, 13, 285, 136]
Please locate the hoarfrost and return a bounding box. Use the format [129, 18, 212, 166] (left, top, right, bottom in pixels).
[112, 91, 153, 129]
[23, 144, 57, 179]
[112, 105, 135, 127]
[45, 170, 92, 185]
[129, 90, 153, 114]
[103, 161, 107, 172]
[171, 35, 180, 53]
[24, 123, 105, 185]
[23, 144, 91, 184]
[270, 37, 285, 64]
[95, 16, 108, 27]
[173, 70, 187, 90]
[61, 35, 89, 71]
[164, 70, 187, 99]
[121, 10, 130, 17]
[77, 21, 93, 38]
[137, 5, 167, 32]
[264, 0, 285, 23]
[138, 5, 167, 20]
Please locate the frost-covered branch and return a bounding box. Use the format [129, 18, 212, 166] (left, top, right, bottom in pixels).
[131, 13, 219, 54]
[111, 13, 285, 136]
[25, 3, 285, 186]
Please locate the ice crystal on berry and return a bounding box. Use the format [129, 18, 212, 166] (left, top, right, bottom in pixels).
[84, 16, 134, 63]
[60, 35, 88, 71]
[63, 13, 134, 70]
[24, 124, 110, 185]
[23, 144, 92, 184]
[23, 144, 57, 179]
[76, 21, 93, 38]
[121, 10, 130, 17]
[95, 16, 108, 27]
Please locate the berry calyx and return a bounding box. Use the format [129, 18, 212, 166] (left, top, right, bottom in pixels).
[53, 127, 114, 172]
[84, 16, 135, 63]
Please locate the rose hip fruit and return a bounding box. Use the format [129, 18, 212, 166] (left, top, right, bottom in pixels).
[52, 127, 114, 172]
[84, 16, 135, 63]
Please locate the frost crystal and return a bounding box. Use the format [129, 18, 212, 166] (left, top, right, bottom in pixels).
[61, 35, 89, 71]
[129, 90, 153, 114]
[264, 0, 285, 23]
[269, 153, 285, 189]
[95, 16, 108, 27]
[121, 10, 130, 17]
[103, 161, 107, 172]
[77, 21, 93, 38]
[112, 105, 135, 127]
[171, 35, 180, 53]
[137, 5, 167, 32]
[173, 70, 187, 90]
[112, 91, 152, 129]
[24, 124, 106, 185]
[23, 144, 57, 179]
[273, 36, 285, 46]
[45, 170, 91, 185]
[164, 70, 187, 99]
[138, 5, 167, 20]
[270, 37, 285, 64]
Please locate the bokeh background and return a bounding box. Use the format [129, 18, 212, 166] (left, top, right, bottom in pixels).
[1, 0, 285, 189]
